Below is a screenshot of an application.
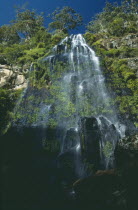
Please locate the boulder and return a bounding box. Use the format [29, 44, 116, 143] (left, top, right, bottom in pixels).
[13, 82, 28, 90]
[0, 68, 13, 87]
[0, 64, 27, 89]
[63, 128, 79, 151]
[15, 74, 25, 86]
[79, 116, 120, 170]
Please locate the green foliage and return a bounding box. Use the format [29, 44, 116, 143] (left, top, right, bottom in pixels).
[24, 47, 46, 59]
[47, 118, 58, 128]
[103, 141, 113, 158]
[3, 44, 28, 64]
[83, 32, 97, 45]
[0, 88, 22, 135]
[0, 25, 20, 45]
[51, 31, 67, 45]
[28, 27, 52, 49]
[48, 6, 83, 33]
[108, 18, 126, 36]
[12, 7, 44, 39]
[104, 48, 120, 57]
[116, 95, 138, 115]
[86, 0, 138, 37]
[85, 8, 138, 124]
[0, 6, 83, 133]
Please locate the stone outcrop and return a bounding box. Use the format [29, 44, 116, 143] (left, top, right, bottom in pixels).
[127, 57, 138, 70]
[79, 117, 101, 170]
[79, 116, 120, 171]
[0, 64, 28, 90]
[102, 33, 138, 50]
[0, 65, 13, 87]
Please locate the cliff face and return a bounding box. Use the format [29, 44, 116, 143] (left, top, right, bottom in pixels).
[84, 32, 138, 127]
[0, 64, 27, 90]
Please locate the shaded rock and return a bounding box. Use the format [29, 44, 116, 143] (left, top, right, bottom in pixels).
[115, 134, 138, 170]
[79, 116, 120, 171]
[115, 133, 138, 210]
[72, 132, 138, 210]
[63, 128, 79, 151]
[79, 117, 100, 170]
[73, 169, 126, 210]
[58, 148, 79, 183]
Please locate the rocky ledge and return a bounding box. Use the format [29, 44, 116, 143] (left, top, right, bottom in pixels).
[0, 64, 28, 90]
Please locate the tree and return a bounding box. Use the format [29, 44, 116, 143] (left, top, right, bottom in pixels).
[0, 25, 20, 45]
[12, 7, 44, 39]
[48, 6, 83, 33]
[86, 0, 138, 36]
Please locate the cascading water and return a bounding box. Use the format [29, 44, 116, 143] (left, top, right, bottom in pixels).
[50, 34, 125, 170]
[13, 34, 125, 181]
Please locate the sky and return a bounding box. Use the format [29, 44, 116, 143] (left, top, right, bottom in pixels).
[0, 0, 122, 33]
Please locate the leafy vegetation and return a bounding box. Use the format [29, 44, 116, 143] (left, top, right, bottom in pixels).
[0, 0, 137, 135]
[0, 6, 82, 134]
[103, 142, 113, 158]
[48, 6, 83, 33]
[87, 0, 138, 37]
[85, 0, 138, 125]
[0, 88, 22, 135]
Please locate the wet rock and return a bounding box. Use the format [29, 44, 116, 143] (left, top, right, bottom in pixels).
[79, 117, 100, 170]
[79, 116, 120, 170]
[58, 148, 79, 183]
[63, 128, 79, 151]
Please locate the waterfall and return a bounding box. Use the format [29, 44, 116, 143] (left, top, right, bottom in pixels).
[13, 34, 125, 180]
